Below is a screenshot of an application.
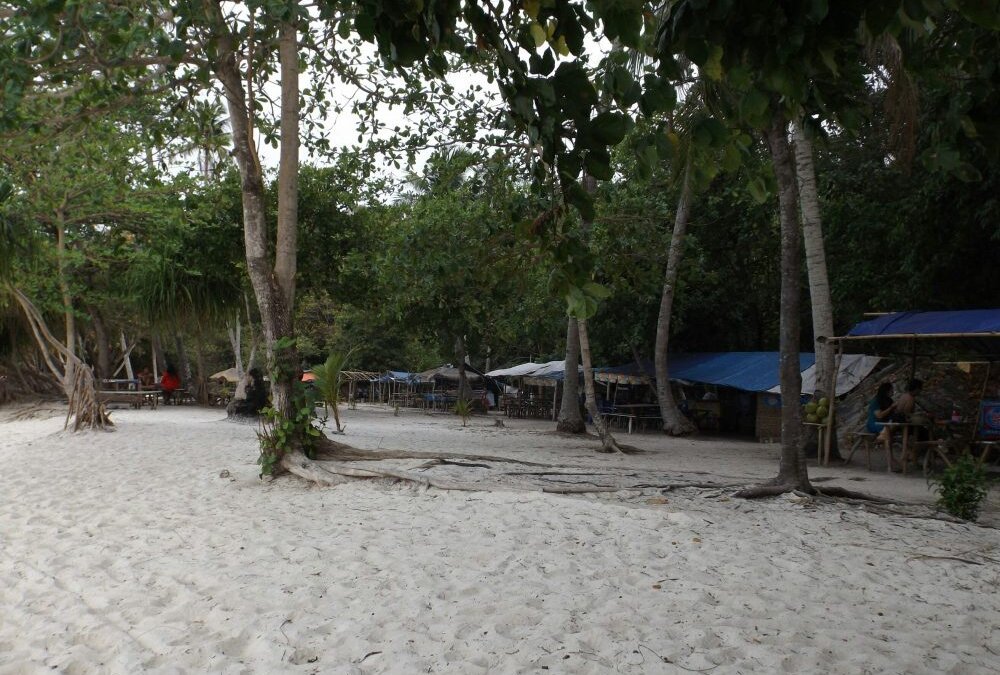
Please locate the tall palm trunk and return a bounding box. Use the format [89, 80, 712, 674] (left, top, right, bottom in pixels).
[793, 122, 838, 458]
[763, 114, 809, 491]
[556, 317, 585, 432]
[578, 318, 622, 453]
[455, 335, 472, 402]
[654, 162, 697, 436]
[174, 332, 193, 386]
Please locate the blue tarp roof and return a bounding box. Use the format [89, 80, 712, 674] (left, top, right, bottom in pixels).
[598, 352, 816, 393]
[379, 370, 417, 383]
[847, 310, 1000, 337]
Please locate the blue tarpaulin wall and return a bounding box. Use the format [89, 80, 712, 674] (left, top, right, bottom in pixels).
[597, 352, 816, 393]
[847, 310, 1000, 337]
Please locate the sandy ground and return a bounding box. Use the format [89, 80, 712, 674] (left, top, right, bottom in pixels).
[1, 403, 998, 674]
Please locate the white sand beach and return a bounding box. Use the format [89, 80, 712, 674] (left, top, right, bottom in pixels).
[1, 404, 998, 674]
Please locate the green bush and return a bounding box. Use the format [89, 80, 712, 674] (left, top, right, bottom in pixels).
[931, 454, 989, 521]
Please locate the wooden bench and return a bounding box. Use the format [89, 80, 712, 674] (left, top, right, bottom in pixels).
[843, 431, 885, 470]
[98, 390, 158, 410]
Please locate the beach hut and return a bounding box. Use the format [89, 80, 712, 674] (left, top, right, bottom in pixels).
[594, 352, 880, 439]
[828, 309, 1000, 463]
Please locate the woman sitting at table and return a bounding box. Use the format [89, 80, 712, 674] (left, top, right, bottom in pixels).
[160, 365, 181, 403]
[867, 382, 897, 442]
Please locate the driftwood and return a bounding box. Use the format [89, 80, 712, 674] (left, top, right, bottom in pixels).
[8, 286, 111, 431]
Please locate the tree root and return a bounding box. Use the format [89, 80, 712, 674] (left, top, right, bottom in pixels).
[313, 436, 555, 466]
[732, 483, 806, 499]
[733, 482, 891, 503]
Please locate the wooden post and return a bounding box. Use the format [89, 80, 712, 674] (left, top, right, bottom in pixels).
[823, 345, 843, 466]
[552, 380, 558, 421]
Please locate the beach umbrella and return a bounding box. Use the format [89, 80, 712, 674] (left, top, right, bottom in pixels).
[210, 367, 240, 383]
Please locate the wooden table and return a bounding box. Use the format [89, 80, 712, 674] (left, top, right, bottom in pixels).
[803, 422, 832, 466]
[611, 404, 662, 434]
[98, 388, 158, 409]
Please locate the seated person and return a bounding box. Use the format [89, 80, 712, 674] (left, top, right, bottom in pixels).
[137, 367, 155, 389]
[896, 378, 931, 443]
[866, 382, 896, 442]
[160, 366, 181, 402]
[895, 379, 923, 420]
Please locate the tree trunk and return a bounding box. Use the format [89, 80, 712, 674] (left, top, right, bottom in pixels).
[173, 332, 192, 386]
[654, 161, 698, 436]
[227, 317, 244, 378]
[92, 310, 110, 382]
[211, 2, 299, 418]
[793, 121, 840, 460]
[556, 317, 586, 433]
[761, 113, 809, 491]
[455, 335, 472, 402]
[194, 327, 208, 404]
[54, 215, 75, 361]
[577, 318, 623, 453]
[151, 331, 165, 380]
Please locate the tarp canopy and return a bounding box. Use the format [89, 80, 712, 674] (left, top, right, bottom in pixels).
[379, 370, 417, 383]
[596, 353, 816, 393]
[847, 309, 1000, 337]
[485, 362, 545, 377]
[769, 354, 881, 396]
[210, 367, 240, 383]
[487, 360, 582, 382]
[835, 309, 1000, 357]
[418, 365, 482, 383]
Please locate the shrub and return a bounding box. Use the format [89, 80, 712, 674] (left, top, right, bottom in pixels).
[931, 454, 989, 521]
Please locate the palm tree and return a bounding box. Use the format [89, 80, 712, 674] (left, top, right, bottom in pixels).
[188, 100, 231, 180]
[311, 349, 355, 432]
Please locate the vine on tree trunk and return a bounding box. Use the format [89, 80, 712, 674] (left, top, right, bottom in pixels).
[257, 381, 322, 477]
[256, 336, 316, 477]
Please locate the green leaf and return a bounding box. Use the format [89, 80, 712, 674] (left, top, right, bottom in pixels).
[529, 23, 547, 48]
[589, 111, 633, 146]
[564, 179, 595, 221]
[640, 75, 676, 117]
[739, 89, 769, 125]
[805, 0, 829, 22]
[584, 150, 613, 181]
[582, 281, 611, 300]
[703, 45, 724, 81]
[355, 12, 376, 41]
[747, 176, 770, 204]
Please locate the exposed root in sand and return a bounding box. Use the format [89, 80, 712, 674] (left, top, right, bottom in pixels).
[271, 437, 741, 494]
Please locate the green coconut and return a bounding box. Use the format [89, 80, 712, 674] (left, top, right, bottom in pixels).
[804, 402, 818, 414]
[806, 413, 819, 423]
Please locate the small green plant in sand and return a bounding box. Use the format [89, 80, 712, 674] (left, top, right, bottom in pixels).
[931, 453, 989, 521]
[454, 398, 472, 427]
[311, 348, 355, 433]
